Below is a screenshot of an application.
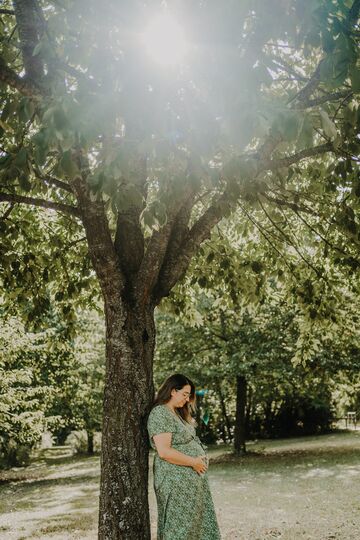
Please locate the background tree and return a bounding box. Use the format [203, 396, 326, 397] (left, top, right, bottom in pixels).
[156, 286, 360, 445]
[0, 307, 105, 465]
[1, 1, 359, 537]
[0, 316, 70, 467]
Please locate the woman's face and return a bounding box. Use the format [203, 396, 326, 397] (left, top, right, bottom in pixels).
[170, 384, 192, 408]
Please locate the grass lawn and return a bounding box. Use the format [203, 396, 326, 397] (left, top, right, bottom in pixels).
[0, 430, 359, 539]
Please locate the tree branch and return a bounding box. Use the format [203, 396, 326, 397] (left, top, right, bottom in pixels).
[265, 143, 334, 170]
[38, 174, 73, 193]
[137, 184, 195, 304]
[304, 91, 353, 108]
[291, 0, 360, 106]
[0, 192, 81, 217]
[155, 142, 335, 299]
[136, 154, 208, 303]
[1, 203, 15, 220]
[69, 174, 125, 299]
[237, 200, 298, 278]
[154, 187, 232, 299]
[257, 196, 322, 277]
[114, 156, 147, 285]
[13, 0, 44, 82]
[0, 55, 44, 98]
[155, 196, 194, 294]
[260, 193, 318, 216]
[270, 57, 308, 82]
[348, 0, 360, 25]
[290, 61, 323, 106]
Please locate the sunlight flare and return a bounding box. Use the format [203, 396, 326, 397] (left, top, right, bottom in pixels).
[141, 13, 189, 66]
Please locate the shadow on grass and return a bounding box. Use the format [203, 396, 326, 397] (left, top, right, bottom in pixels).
[18, 510, 98, 540]
[35, 446, 100, 467]
[0, 453, 100, 486]
[0, 474, 100, 516]
[211, 445, 360, 467]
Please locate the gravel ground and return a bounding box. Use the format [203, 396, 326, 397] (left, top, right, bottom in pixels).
[0, 430, 359, 539]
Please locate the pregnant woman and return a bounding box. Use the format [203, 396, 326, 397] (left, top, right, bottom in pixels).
[147, 373, 221, 540]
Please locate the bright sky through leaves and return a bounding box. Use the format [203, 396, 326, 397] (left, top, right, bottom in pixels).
[141, 13, 188, 66]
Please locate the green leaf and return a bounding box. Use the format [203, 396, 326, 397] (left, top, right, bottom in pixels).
[272, 111, 302, 141]
[18, 98, 35, 123]
[321, 30, 335, 53]
[53, 107, 69, 131]
[25, 100, 35, 120]
[319, 110, 337, 140]
[1, 100, 15, 121]
[18, 172, 31, 192]
[60, 151, 80, 179]
[0, 119, 14, 133]
[349, 66, 360, 93]
[32, 42, 43, 57]
[14, 148, 28, 168]
[319, 56, 334, 82]
[297, 115, 313, 149]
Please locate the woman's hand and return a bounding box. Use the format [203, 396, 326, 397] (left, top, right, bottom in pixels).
[191, 456, 208, 475]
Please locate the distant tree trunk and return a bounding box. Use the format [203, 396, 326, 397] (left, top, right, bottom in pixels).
[234, 375, 247, 455]
[263, 400, 273, 436]
[87, 431, 94, 455]
[55, 426, 72, 446]
[216, 381, 232, 442]
[245, 384, 253, 437]
[98, 296, 155, 540]
[195, 393, 204, 437]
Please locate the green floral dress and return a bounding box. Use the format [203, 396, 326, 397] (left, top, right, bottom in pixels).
[147, 404, 221, 540]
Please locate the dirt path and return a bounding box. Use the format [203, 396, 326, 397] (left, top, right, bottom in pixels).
[0, 431, 359, 539]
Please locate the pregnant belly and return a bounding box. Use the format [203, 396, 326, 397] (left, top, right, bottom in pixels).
[154, 454, 206, 493]
[173, 439, 207, 457]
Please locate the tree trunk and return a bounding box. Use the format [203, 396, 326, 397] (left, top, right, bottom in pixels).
[98, 296, 156, 540]
[245, 384, 253, 437]
[263, 400, 273, 436]
[55, 426, 72, 446]
[87, 431, 94, 455]
[195, 393, 204, 438]
[216, 381, 232, 442]
[234, 375, 247, 455]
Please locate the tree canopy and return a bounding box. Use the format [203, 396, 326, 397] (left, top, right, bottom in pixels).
[1, 1, 359, 538]
[0, 0, 359, 318]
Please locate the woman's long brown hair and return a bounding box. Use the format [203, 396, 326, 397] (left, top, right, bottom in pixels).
[152, 373, 197, 424]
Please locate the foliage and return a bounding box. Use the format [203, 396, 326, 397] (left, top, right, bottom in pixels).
[0, 0, 359, 321]
[55, 308, 105, 446]
[0, 308, 105, 466]
[0, 316, 65, 466]
[156, 277, 360, 440]
[0, 203, 100, 333]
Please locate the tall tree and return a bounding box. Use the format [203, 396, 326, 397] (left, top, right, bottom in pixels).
[1, 1, 359, 537]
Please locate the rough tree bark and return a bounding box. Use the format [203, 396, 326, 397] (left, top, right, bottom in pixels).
[69, 167, 158, 538]
[98, 298, 156, 538]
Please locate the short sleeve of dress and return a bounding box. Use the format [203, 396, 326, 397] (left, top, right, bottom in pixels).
[147, 405, 176, 444]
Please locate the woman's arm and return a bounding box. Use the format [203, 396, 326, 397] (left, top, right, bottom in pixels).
[152, 433, 207, 474]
